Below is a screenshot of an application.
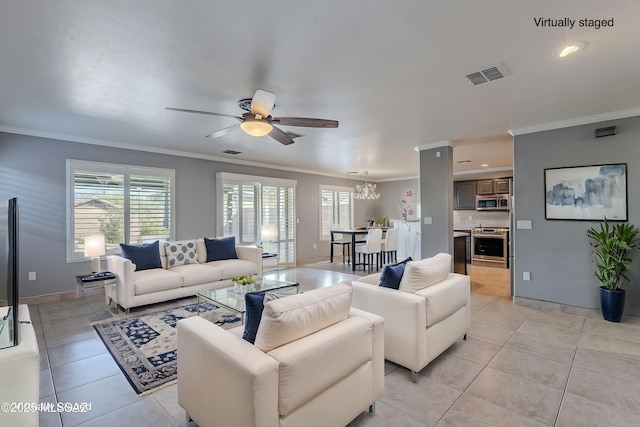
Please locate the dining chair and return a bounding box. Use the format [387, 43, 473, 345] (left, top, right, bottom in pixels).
[355, 228, 383, 272]
[331, 232, 352, 264]
[380, 228, 398, 264]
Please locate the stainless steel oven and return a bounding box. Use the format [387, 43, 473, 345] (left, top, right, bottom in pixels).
[471, 227, 508, 268]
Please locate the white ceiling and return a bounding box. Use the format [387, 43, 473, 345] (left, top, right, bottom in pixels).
[1, 1, 639, 180]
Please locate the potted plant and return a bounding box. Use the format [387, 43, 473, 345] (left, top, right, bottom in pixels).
[587, 218, 639, 322]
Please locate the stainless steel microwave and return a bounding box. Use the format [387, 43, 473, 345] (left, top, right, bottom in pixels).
[476, 196, 497, 210]
[476, 195, 510, 211]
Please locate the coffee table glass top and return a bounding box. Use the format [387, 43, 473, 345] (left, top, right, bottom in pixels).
[197, 278, 299, 314]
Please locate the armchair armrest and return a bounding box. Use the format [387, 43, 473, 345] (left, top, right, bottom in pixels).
[177, 317, 278, 427]
[352, 281, 427, 369]
[106, 255, 136, 309]
[236, 245, 264, 278]
[415, 273, 470, 329]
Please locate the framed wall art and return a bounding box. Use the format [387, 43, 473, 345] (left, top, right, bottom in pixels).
[544, 163, 627, 221]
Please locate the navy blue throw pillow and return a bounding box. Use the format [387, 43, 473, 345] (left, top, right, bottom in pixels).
[379, 257, 413, 289]
[204, 236, 238, 262]
[119, 241, 162, 271]
[243, 292, 266, 344]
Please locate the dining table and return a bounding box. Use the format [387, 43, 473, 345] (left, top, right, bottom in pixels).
[330, 228, 389, 272]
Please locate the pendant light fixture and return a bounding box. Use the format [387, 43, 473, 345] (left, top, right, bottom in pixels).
[353, 171, 380, 200]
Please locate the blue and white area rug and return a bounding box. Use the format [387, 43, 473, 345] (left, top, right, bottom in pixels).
[93, 301, 241, 395]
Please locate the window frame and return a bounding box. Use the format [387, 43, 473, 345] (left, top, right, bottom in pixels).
[66, 159, 175, 263]
[319, 185, 355, 241]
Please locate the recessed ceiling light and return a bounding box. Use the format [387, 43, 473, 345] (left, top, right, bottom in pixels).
[552, 42, 585, 58]
[480, 163, 490, 167]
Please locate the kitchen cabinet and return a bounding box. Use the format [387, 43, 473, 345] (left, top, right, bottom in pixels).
[494, 178, 511, 194]
[454, 181, 476, 210]
[453, 234, 467, 274]
[476, 179, 494, 195]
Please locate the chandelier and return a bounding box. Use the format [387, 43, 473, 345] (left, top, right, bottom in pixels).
[354, 172, 380, 200]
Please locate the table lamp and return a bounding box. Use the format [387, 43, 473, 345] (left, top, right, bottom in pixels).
[84, 234, 105, 274]
[261, 224, 277, 243]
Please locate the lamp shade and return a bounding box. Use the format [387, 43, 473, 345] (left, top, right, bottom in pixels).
[261, 224, 277, 241]
[84, 234, 106, 257]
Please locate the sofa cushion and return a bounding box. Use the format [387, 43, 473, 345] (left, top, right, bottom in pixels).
[399, 253, 451, 293]
[254, 281, 353, 352]
[205, 259, 258, 280]
[205, 236, 238, 262]
[120, 241, 162, 271]
[243, 293, 281, 344]
[169, 264, 223, 286]
[243, 293, 266, 344]
[378, 257, 412, 289]
[165, 240, 200, 268]
[133, 268, 183, 295]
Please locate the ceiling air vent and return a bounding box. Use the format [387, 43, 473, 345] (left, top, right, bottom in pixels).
[222, 149, 242, 155]
[465, 64, 508, 85]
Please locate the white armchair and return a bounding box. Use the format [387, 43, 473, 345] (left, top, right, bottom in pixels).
[177, 282, 384, 427]
[352, 253, 470, 382]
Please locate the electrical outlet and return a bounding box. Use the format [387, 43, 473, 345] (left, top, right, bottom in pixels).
[28, 271, 36, 281]
[313, 244, 317, 250]
[523, 271, 531, 281]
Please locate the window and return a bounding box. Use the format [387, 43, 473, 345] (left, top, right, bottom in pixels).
[320, 185, 354, 240]
[217, 173, 296, 265]
[67, 160, 175, 262]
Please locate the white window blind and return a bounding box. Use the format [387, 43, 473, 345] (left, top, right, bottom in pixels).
[320, 185, 354, 241]
[67, 160, 175, 262]
[217, 173, 296, 265]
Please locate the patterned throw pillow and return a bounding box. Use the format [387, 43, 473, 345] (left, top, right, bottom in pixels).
[165, 240, 199, 268]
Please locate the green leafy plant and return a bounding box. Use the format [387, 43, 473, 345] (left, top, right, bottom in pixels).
[587, 218, 639, 291]
[233, 275, 255, 285]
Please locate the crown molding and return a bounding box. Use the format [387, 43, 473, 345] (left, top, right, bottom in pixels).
[508, 107, 640, 136]
[0, 125, 358, 180]
[454, 166, 513, 176]
[414, 140, 453, 151]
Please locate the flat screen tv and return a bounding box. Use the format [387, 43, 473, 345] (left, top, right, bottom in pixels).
[0, 197, 19, 349]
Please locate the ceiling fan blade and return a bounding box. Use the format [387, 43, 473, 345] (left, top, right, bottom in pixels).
[250, 90, 276, 117]
[268, 126, 295, 145]
[205, 124, 240, 139]
[165, 107, 243, 121]
[272, 117, 339, 128]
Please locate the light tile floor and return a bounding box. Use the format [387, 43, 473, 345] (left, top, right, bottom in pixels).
[31, 264, 640, 426]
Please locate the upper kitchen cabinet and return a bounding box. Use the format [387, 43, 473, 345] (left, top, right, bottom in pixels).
[494, 178, 511, 194]
[476, 179, 494, 195]
[454, 181, 477, 210]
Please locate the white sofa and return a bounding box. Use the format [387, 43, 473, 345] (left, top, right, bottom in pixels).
[352, 253, 470, 382]
[0, 305, 39, 427]
[177, 282, 384, 427]
[106, 239, 262, 312]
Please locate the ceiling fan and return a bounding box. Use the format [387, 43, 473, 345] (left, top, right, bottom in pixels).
[165, 90, 339, 145]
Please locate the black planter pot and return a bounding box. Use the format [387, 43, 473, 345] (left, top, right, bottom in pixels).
[599, 287, 625, 322]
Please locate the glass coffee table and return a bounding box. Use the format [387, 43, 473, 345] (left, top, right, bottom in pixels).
[197, 278, 299, 324]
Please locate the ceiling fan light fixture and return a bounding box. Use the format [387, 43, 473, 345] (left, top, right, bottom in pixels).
[240, 118, 273, 137]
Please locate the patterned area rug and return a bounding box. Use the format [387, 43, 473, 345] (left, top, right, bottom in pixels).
[93, 301, 241, 395]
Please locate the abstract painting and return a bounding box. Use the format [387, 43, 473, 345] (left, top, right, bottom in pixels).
[544, 164, 627, 221]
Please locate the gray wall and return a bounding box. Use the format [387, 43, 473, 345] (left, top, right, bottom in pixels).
[419, 146, 454, 257]
[513, 115, 640, 315]
[0, 132, 367, 298]
[367, 179, 419, 222]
